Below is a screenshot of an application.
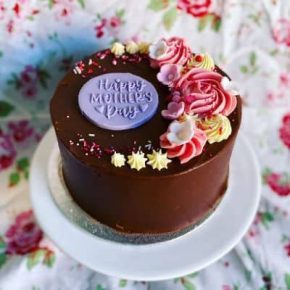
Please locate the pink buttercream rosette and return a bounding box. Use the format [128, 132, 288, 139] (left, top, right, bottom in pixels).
[149, 37, 192, 67]
[175, 68, 237, 117]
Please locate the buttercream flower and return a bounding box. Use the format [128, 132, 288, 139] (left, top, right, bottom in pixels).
[161, 101, 185, 120]
[160, 119, 207, 164]
[176, 68, 237, 116]
[197, 114, 232, 144]
[157, 64, 181, 86]
[149, 37, 192, 67]
[126, 41, 139, 54]
[187, 53, 215, 71]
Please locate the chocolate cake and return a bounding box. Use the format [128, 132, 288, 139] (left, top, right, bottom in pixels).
[50, 37, 242, 238]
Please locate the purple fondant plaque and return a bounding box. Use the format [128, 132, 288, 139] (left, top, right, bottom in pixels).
[78, 73, 159, 130]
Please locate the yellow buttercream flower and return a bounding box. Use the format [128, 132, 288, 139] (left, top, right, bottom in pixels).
[147, 150, 172, 171]
[188, 53, 215, 71]
[126, 41, 139, 54]
[198, 114, 232, 144]
[111, 152, 126, 168]
[127, 151, 147, 171]
[111, 42, 125, 56]
[138, 42, 150, 54]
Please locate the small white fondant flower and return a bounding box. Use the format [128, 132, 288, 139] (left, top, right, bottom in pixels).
[167, 119, 195, 146]
[149, 39, 168, 60]
[221, 77, 239, 95]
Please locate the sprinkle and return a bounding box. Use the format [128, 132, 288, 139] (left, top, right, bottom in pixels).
[73, 67, 81, 74]
[85, 153, 88, 156]
[66, 115, 70, 118]
[104, 148, 114, 155]
[76, 143, 80, 146]
[116, 224, 124, 230]
[88, 59, 92, 65]
[79, 138, 84, 142]
[112, 59, 117, 66]
[195, 55, 203, 62]
[111, 134, 114, 137]
[88, 133, 95, 137]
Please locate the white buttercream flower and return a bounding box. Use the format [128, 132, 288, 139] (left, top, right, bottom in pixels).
[149, 39, 168, 60]
[111, 42, 125, 56]
[111, 152, 126, 167]
[167, 119, 195, 146]
[126, 41, 139, 54]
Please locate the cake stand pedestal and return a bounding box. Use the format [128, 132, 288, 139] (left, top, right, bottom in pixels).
[29, 128, 261, 281]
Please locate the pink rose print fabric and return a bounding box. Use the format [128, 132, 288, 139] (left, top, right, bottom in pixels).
[0, 0, 289, 289]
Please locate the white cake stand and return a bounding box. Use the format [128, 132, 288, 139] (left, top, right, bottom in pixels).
[30, 128, 261, 281]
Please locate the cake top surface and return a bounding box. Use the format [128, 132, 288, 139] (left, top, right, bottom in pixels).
[50, 37, 241, 177]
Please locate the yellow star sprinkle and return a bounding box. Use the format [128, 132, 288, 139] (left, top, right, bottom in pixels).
[111, 152, 126, 168]
[127, 151, 147, 171]
[147, 150, 172, 171]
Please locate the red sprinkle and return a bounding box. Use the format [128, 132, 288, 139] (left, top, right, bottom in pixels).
[104, 148, 114, 155]
[195, 55, 203, 62]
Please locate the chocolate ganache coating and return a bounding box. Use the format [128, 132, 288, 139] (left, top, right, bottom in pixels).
[50, 48, 242, 234]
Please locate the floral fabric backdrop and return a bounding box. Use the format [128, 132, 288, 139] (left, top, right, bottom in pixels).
[0, 0, 289, 289]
